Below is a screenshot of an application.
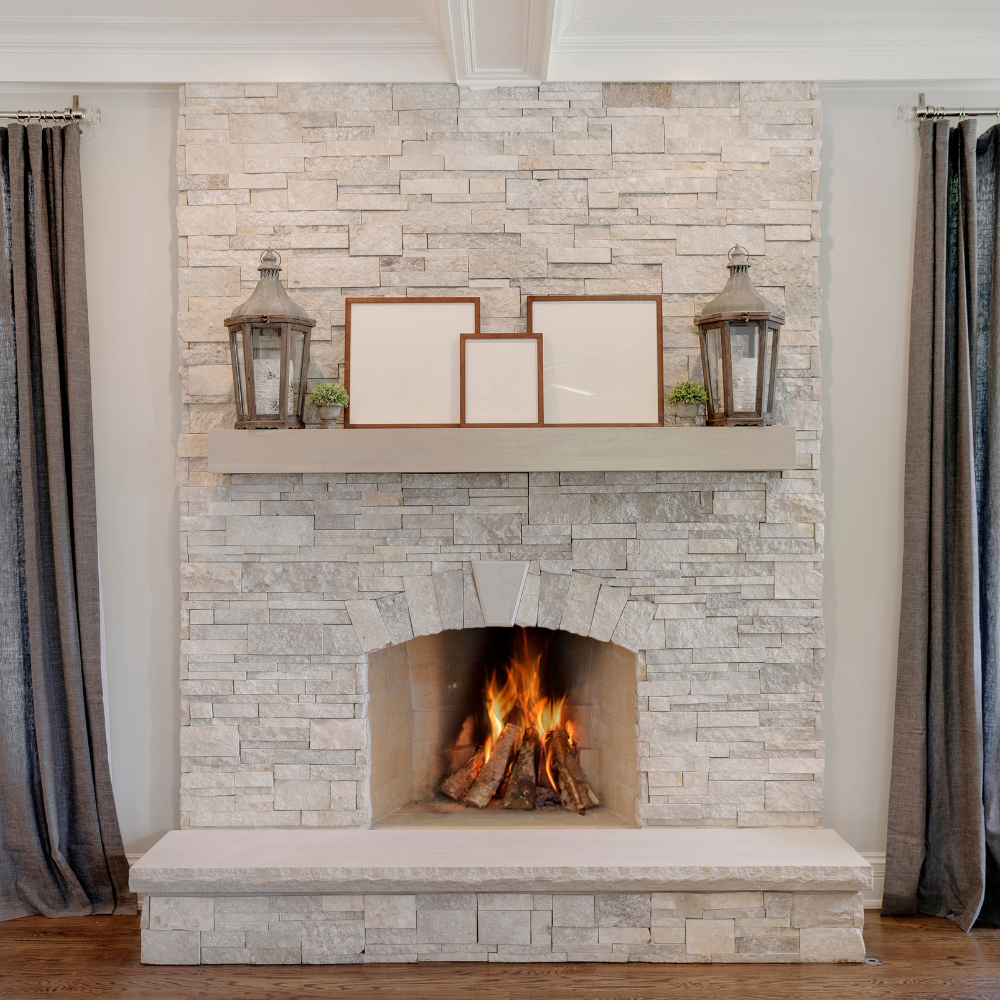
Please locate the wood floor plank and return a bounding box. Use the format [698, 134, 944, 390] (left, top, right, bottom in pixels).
[0, 913, 998, 999]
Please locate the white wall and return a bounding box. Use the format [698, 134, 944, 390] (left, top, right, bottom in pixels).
[0, 85, 181, 853]
[7, 80, 995, 860]
[84, 87, 181, 854]
[819, 84, 1000, 863]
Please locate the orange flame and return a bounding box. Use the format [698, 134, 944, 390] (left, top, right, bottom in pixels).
[542, 718, 576, 789]
[482, 629, 567, 763]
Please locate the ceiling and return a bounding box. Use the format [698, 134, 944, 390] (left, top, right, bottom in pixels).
[0, 0, 998, 84]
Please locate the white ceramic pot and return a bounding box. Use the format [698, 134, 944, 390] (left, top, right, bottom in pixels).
[315, 404, 342, 429]
[673, 402, 702, 427]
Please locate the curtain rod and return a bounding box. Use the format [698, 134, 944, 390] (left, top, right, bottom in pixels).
[0, 96, 101, 126]
[898, 92, 1000, 122]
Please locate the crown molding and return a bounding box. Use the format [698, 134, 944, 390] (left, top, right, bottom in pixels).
[547, 2, 1000, 82]
[1, 1, 998, 85]
[0, 5, 453, 82]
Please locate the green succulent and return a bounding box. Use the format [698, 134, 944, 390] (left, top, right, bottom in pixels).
[667, 381, 709, 405]
[309, 382, 350, 407]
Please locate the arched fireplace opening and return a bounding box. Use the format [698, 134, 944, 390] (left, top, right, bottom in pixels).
[368, 626, 639, 828]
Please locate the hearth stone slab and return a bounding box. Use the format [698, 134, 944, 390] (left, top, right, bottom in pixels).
[138, 889, 866, 965]
[130, 828, 872, 896]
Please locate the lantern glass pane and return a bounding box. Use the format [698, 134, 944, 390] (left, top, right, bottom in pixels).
[704, 326, 723, 412]
[729, 323, 760, 413]
[288, 329, 306, 418]
[231, 330, 248, 417]
[251, 326, 282, 415]
[763, 325, 778, 414]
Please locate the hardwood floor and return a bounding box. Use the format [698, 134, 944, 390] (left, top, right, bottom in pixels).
[1, 912, 998, 999]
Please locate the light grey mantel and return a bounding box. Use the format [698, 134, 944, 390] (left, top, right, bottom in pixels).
[206, 426, 797, 474]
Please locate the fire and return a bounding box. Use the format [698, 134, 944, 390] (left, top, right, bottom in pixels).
[436, 626, 599, 813]
[482, 629, 567, 763]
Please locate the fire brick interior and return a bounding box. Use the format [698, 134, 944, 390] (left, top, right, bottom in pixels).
[368, 627, 639, 828]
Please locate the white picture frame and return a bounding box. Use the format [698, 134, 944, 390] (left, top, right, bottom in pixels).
[528, 296, 664, 426]
[344, 297, 480, 427]
[461, 334, 543, 427]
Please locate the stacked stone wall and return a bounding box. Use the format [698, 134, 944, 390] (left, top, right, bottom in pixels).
[140, 890, 864, 964]
[176, 81, 824, 830]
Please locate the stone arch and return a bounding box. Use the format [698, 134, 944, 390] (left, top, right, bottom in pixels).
[344, 565, 657, 656]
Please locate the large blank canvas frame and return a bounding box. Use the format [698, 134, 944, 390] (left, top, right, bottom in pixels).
[344, 297, 481, 428]
[527, 295, 664, 427]
[460, 333, 543, 427]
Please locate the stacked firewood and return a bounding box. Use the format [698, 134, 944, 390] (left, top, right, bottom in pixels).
[439, 717, 599, 813]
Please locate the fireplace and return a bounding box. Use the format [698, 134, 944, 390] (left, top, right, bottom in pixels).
[151, 79, 872, 969]
[368, 627, 639, 828]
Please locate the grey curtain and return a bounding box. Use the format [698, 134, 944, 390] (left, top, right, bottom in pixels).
[0, 123, 134, 920]
[884, 118, 1000, 930]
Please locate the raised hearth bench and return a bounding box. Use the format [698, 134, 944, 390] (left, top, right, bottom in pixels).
[130, 828, 872, 965]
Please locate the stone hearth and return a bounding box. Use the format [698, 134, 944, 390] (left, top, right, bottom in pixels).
[131, 828, 871, 965]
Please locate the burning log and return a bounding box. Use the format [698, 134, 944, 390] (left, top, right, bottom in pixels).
[441, 715, 478, 775]
[440, 746, 485, 802]
[502, 730, 538, 810]
[466, 723, 520, 808]
[547, 726, 600, 813]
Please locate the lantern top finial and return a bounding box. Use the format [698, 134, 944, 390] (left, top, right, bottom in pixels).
[698, 245, 783, 323]
[227, 248, 311, 322]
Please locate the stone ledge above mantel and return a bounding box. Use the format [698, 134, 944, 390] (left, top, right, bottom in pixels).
[205, 425, 797, 474]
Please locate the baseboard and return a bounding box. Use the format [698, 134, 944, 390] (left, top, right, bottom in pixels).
[126, 854, 145, 908]
[861, 852, 885, 910]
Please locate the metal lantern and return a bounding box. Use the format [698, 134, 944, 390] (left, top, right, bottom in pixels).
[225, 249, 315, 429]
[694, 246, 784, 426]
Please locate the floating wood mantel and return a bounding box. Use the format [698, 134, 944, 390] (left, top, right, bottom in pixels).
[206, 426, 796, 474]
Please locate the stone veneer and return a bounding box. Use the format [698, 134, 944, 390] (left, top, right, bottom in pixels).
[140, 890, 864, 965]
[176, 81, 824, 830]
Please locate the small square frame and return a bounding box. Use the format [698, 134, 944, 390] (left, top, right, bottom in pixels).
[460, 333, 544, 427]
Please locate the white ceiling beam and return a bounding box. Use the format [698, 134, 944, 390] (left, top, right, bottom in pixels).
[546, 2, 1000, 82]
[0, 3, 454, 83]
[441, 0, 555, 87]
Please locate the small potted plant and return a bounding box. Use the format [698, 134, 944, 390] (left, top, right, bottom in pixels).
[308, 382, 349, 428]
[667, 381, 708, 426]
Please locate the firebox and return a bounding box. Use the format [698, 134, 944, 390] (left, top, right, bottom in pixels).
[367, 627, 640, 828]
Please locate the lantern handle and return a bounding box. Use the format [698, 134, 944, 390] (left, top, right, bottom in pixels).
[260, 249, 282, 267]
[728, 245, 750, 261]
